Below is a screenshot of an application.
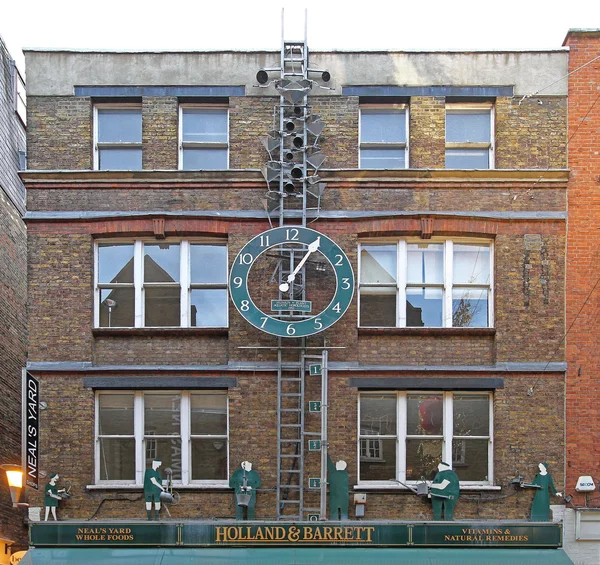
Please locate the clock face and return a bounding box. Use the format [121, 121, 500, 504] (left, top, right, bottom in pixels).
[229, 226, 354, 337]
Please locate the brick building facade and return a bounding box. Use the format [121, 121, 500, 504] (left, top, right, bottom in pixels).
[20, 42, 574, 563]
[562, 29, 600, 565]
[0, 34, 28, 558]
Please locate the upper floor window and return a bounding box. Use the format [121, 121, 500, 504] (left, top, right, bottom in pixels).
[95, 240, 228, 328]
[94, 105, 142, 170]
[359, 105, 408, 169]
[359, 239, 493, 328]
[179, 106, 229, 170]
[96, 390, 228, 485]
[11, 62, 26, 125]
[445, 104, 493, 169]
[359, 391, 493, 485]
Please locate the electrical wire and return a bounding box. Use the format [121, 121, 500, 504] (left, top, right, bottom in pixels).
[518, 53, 600, 105]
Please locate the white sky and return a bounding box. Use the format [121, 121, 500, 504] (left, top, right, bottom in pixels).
[2, 0, 598, 76]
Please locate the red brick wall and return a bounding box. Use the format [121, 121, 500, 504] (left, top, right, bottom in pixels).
[564, 30, 600, 502]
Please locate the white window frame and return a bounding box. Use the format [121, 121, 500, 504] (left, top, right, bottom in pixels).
[95, 390, 229, 487]
[445, 103, 495, 170]
[358, 237, 494, 328]
[358, 391, 494, 487]
[93, 103, 142, 170]
[94, 239, 229, 328]
[178, 104, 229, 170]
[359, 104, 409, 169]
[11, 62, 26, 125]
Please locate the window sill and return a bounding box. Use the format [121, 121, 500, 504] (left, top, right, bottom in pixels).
[86, 483, 230, 491]
[92, 327, 228, 337]
[358, 327, 496, 337]
[353, 484, 501, 491]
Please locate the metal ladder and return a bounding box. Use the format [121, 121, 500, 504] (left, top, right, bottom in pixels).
[276, 347, 328, 520]
[265, 11, 330, 521]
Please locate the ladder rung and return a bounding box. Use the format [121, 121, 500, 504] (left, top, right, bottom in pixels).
[303, 508, 321, 512]
[279, 439, 301, 443]
[280, 408, 302, 412]
[279, 485, 301, 490]
[281, 393, 301, 397]
[303, 432, 321, 437]
[281, 424, 301, 428]
[280, 454, 301, 459]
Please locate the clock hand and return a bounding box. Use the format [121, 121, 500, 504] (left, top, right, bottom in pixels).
[279, 237, 321, 292]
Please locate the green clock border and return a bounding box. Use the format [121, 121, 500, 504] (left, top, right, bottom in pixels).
[229, 226, 354, 337]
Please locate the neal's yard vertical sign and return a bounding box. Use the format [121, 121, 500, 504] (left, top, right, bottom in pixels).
[22, 370, 39, 489]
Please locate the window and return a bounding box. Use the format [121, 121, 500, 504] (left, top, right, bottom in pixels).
[96, 390, 228, 485]
[359, 105, 408, 169]
[359, 239, 493, 328]
[95, 240, 228, 328]
[359, 392, 493, 485]
[11, 62, 26, 125]
[94, 105, 142, 170]
[179, 106, 228, 169]
[445, 104, 493, 169]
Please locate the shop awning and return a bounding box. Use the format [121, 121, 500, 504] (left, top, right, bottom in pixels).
[20, 546, 575, 564]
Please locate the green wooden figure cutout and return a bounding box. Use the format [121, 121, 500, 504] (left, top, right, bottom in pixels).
[229, 461, 261, 520]
[529, 462, 562, 521]
[430, 461, 460, 520]
[327, 455, 349, 520]
[44, 473, 62, 521]
[144, 458, 165, 520]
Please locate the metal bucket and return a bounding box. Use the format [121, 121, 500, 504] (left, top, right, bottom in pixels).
[160, 492, 175, 503]
[236, 491, 251, 507]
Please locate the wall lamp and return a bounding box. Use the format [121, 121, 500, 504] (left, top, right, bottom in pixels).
[0, 465, 25, 508]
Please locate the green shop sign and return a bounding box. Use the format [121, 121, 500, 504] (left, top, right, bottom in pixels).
[30, 522, 563, 549]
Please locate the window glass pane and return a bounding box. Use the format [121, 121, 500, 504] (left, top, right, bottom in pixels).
[360, 395, 397, 435]
[360, 288, 396, 327]
[98, 438, 135, 480]
[407, 395, 443, 436]
[98, 244, 134, 283]
[406, 438, 442, 481]
[453, 244, 490, 285]
[190, 245, 227, 283]
[182, 109, 227, 143]
[145, 437, 182, 482]
[445, 149, 489, 169]
[100, 288, 135, 327]
[144, 244, 180, 282]
[190, 289, 227, 327]
[452, 438, 488, 481]
[452, 288, 488, 327]
[144, 393, 181, 435]
[145, 287, 181, 326]
[360, 148, 405, 169]
[191, 393, 227, 435]
[99, 148, 142, 170]
[446, 112, 490, 143]
[453, 394, 489, 436]
[99, 393, 134, 435]
[97, 109, 141, 143]
[406, 287, 443, 327]
[192, 438, 228, 480]
[359, 438, 396, 481]
[182, 148, 228, 170]
[360, 245, 396, 284]
[407, 244, 443, 284]
[361, 111, 406, 143]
